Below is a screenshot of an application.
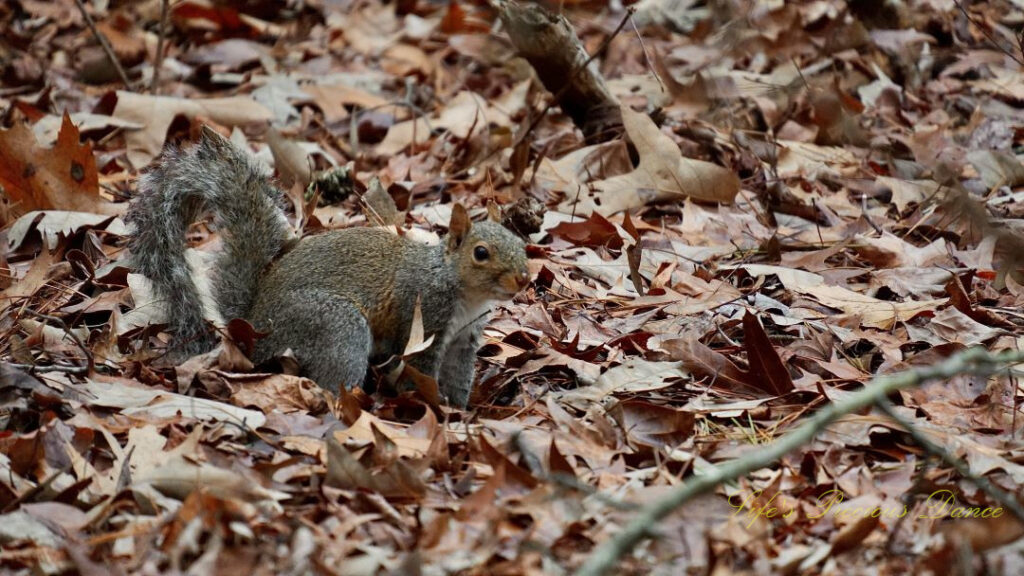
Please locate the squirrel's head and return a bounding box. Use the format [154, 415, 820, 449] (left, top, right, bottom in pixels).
[446, 203, 529, 304]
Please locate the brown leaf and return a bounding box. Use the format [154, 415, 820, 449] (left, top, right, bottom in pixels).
[658, 337, 765, 397]
[830, 509, 880, 555]
[302, 83, 390, 124]
[742, 312, 794, 395]
[0, 115, 111, 215]
[944, 275, 1015, 329]
[939, 506, 1024, 553]
[439, 1, 490, 34]
[363, 177, 403, 227]
[266, 129, 312, 190]
[547, 212, 623, 248]
[325, 433, 377, 490]
[608, 399, 695, 449]
[559, 106, 739, 215]
[476, 435, 539, 493]
[622, 211, 644, 296]
[326, 429, 427, 499]
[0, 249, 55, 316]
[111, 92, 273, 168]
[229, 374, 329, 414]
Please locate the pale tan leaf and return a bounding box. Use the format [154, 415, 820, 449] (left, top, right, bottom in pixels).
[266, 129, 312, 189]
[112, 92, 273, 168]
[402, 296, 436, 357]
[555, 359, 685, 405]
[559, 106, 739, 216]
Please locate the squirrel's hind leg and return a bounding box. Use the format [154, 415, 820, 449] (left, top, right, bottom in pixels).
[252, 291, 371, 394]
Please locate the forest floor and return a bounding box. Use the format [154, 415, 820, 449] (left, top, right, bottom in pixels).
[1, 0, 1024, 574]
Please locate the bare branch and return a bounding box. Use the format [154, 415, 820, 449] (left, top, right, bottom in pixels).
[873, 398, 1024, 524]
[73, 0, 132, 89]
[575, 347, 1024, 576]
[151, 0, 171, 93]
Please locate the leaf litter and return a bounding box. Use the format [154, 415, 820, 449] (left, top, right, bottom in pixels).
[0, 0, 1023, 574]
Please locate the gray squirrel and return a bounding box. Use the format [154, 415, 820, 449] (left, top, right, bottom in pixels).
[127, 127, 529, 407]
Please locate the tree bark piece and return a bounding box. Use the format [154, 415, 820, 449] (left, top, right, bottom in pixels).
[497, 0, 622, 141]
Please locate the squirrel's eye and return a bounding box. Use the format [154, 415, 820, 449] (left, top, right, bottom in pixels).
[473, 245, 490, 261]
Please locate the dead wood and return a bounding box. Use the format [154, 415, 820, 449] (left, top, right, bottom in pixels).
[497, 0, 622, 141]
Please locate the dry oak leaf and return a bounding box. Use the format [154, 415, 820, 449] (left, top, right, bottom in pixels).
[229, 374, 329, 414]
[772, 140, 860, 179]
[973, 68, 1024, 102]
[172, 0, 285, 37]
[7, 210, 121, 251]
[0, 114, 116, 215]
[558, 105, 739, 216]
[376, 82, 530, 156]
[554, 358, 686, 405]
[82, 376, 266, 428]
[325, 431, 428, 499]
[111, 91, 273, 168]
[732, 264, 944, 329]
[333, 411, 433, 459]
[742, 311, 795, 396]
[302, 83, 390, 123]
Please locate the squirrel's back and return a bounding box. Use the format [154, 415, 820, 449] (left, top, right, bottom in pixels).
[250, 228, 461, 363]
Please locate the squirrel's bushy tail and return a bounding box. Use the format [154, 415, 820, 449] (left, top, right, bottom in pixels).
[127, 127, 289, 359]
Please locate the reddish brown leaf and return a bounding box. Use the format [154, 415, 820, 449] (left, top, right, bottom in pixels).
[659, 337, 761, 396]
[944, 275, 1014, 328]
[548, 211, 623, 249]
[608, 399, 695, 450]
[0, 114, 109, 214]
[742, 312, 795, 395]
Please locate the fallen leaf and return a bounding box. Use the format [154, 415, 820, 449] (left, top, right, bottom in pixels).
[7, 210, 121, 251]
[556, 358, 685, 405]
[302, 83, 390, 123]
[742, 312, 795, 395]
[0, 115, 115, 215]
[608, 399, 695, 449]
[559, 106, 739, 215]
[111, 91, 273, 168]
[82, 377, 266, 428]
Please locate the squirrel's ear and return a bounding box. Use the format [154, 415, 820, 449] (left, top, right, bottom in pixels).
[486, 201, 501, 223]
[198, 125, 230, 149]
[448, 203, 471, 250]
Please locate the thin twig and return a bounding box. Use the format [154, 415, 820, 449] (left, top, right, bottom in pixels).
[151, 0, 171, 93]
[873, 398, 1024, 524]
[550, 472, 638, 511]
[20, 308, 94, 374]
[1, 463, 74, 513]
[5, 362, 91, 375]
[951, 0, 1024, 66]
[629, 13, 664, 93]
[575, 347, 1024, 576]
[73, 0, 133, 89]
[861, 192, 884, 234]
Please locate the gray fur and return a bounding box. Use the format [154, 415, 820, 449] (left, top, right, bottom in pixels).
[437, 317, 488, 407]
[128, 131, 528, 406]
[126, 128, 288, 359]
[248, 228, 463, 394]
[254, 288, 373, 391]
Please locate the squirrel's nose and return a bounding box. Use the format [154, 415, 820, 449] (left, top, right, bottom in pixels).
[516, 271, 530, 289]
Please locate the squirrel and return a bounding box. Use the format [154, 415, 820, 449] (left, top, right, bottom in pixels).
[127, 127, 529, 407]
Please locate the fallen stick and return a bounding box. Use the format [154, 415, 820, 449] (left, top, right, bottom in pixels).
[496, 0, 623, 141]
[73, 0, 132, 89]
[575, 346, 1024, 576]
